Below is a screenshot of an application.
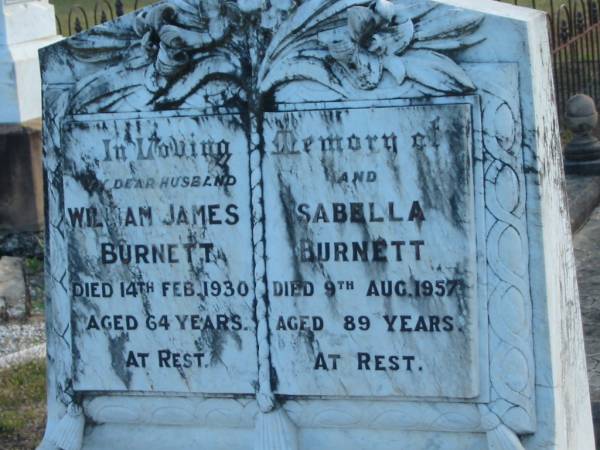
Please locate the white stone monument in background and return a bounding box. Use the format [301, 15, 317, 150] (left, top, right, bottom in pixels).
[39, 0, 595, 449]
[0, 0, 60, 123]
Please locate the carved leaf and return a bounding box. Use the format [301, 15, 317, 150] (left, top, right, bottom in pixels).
[260, 0, 483, 95]
[402, 49, 475, 93]
[372, 0, 437, 22]
[342, 49, 383, 90]
[69, 66, 146, 114]
[153, 54, 241, 107]
[158, 25, 214, 49]
[259, 54, 347, 97]
[414, 8, 484, 41]
[370, 19, 414, 55]
[260, 0, 364, 80]
[382, 55, 406, 84]
[412, 34, 484, 51]
[68, 21, 139, 64]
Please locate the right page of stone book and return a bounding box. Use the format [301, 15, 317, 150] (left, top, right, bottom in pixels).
[263, 99, 483, 400]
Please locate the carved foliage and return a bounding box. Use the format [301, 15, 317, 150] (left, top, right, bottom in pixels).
[66, 0, 485, 112]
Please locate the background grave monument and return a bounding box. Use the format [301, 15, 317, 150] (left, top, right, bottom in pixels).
[0, 0, 59, 123]
[0, 0, 60, 256]
[39, 0, 594, 449]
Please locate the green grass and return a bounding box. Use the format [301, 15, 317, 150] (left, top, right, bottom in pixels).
[24, 257, 45, 315]
[0, 361, 47, 450]
[24, 257, 42, 274]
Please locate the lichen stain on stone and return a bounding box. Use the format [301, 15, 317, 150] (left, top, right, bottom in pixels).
[108, 332, 132, 389]
[71, 340, 83, 385]
[276, 175, 305, 285]
[275, 174, 341, 314]
[299, 329, 319, 360]
[320, 152, 339, 188]
[451, 260, 471, 332]
[448, 116, 472, 230]
[123, 121, 134, 145]
[385, 151, 405, 200]
[70, 165, 106, 198]
[196, 328, 232, 367]
[415, 113, 471, 233]
[130, 268, 154, 317]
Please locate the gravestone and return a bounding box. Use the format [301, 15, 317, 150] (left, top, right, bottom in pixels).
[0, 0, 60, 122]
[0, 0, 59, 252]
[38, 1, 594, 449]
[0, 256, 29, 321]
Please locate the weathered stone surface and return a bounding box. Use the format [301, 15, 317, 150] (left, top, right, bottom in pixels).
[0, 297, 6, 321]
[62, 114, 256, 393]
[264, 102, 483, 399]
[38, 1, 594, 449]
[0, 230, 44, 258]
[0, 256, 29, 321]
[566, 175, 600, 232]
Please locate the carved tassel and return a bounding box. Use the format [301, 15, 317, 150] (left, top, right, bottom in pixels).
[37, 404, 85, 450]
[487, 423, 526, 450]
[254, 407, 299, 450]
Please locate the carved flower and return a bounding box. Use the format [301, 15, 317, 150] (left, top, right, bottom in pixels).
[323, 0, 483, 93]
[134, 0, 234, 78]
[134, 0, 298, 81]
[324, 4, 406, 89]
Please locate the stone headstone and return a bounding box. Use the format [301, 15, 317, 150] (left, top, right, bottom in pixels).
[0, 256, 29, 321]
[0, 0, 60, 123]
[39, 1, 594, 449]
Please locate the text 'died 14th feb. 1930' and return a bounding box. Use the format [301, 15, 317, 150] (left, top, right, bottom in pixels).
[62, 113, 257, 393]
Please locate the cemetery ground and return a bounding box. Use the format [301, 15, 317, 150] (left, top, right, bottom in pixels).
[0, 258, 46, 450]
[0, 361, 46, 450]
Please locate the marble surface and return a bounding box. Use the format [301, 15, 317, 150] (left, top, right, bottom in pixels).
[62, 113, 256, 393]
[263, 101, 481, 399]
[38, 0, 594, 449]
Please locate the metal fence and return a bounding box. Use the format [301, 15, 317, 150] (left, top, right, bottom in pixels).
[506, 0, 600, 115]
[55, 0, 600, 117]
[54, 0, 144, 35]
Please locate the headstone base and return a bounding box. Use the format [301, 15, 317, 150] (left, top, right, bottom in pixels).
[0, 120, 44, 235]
